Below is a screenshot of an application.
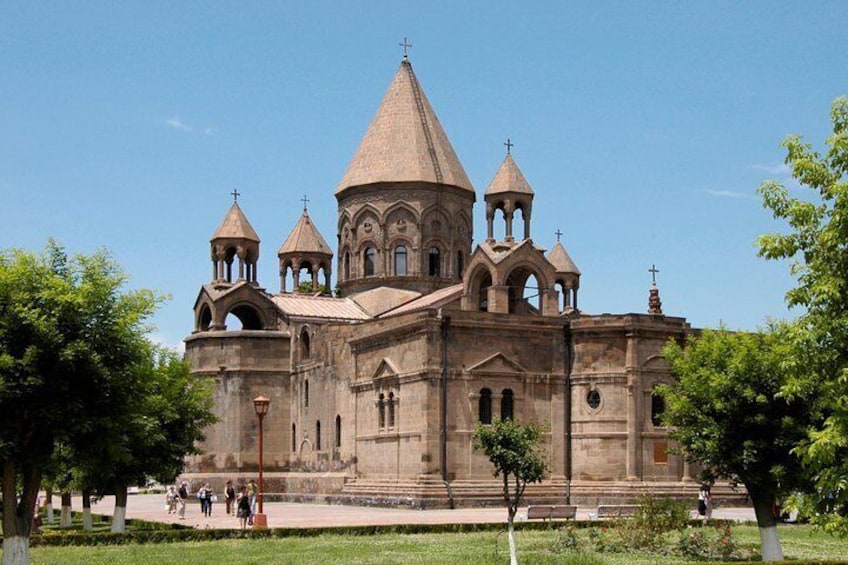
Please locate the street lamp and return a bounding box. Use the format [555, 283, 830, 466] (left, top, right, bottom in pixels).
[253, 395, 270, 528]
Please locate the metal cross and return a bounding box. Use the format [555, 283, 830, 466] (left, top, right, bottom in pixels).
[399, 37, 412, 59]
[231, 188, 240, 202]
[649, 264, 660, 285]
[555, 229, 563, 242]
[301, 194, 310, 211]
[504, 138, 514, 155]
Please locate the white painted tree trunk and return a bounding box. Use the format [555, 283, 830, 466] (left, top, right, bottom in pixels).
[82, 508, 93, 531]
[60, 504, 72, 528]
[1, 536, 29, 565]
[759, 525, 784, 562]
[111, 504, 126, 533]
[45, 500, 55, 524]
[507, 518, 517, 565]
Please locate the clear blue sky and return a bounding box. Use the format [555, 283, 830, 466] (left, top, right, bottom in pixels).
[3, 2, 846, 350]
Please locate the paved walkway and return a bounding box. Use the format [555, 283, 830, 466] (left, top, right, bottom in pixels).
[50, 494, 756, 530]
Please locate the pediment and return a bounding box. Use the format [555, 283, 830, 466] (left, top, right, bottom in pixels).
[467, 352, 526, 374]
[372, 358, 402, 380]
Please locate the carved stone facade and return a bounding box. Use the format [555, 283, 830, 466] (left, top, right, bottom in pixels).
[183, 58, 718, 507]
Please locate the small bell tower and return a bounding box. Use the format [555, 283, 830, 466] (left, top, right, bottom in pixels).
[210, 189, 261, 287]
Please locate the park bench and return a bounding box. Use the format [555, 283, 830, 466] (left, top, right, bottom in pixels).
[594, 504, 641, 519]
[526, 505, 577, 521]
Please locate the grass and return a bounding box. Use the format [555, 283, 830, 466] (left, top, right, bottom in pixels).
[10, 523, 848, 564]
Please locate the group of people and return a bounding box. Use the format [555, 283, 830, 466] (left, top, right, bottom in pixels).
[165, 479, 258, 527]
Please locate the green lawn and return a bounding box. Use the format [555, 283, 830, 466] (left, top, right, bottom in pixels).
[13, 524, 848, 564]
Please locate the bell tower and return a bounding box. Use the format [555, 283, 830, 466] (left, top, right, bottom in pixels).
[210, 190, 260, 287]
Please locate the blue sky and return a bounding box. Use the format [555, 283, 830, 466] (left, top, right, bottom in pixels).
[2, 2, 846, 349]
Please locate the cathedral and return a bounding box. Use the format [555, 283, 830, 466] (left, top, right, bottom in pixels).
[183, 53, 702, 507]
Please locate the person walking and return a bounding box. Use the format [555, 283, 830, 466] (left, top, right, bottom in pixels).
[225, 480, 236, 515]
[197, 483, 209, 517]
[177, 482, 188, 519]
[236, 486, 251, 529]
[698, 485, 712, 521]
[247, 478, 258, 525]
[206, 484, 215, 517]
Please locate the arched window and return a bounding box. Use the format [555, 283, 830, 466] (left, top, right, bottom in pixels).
[335, 415, 342, 448]
[364, 247, 377, 277]
[300, 327, 311, 360]
[226, 304, 262, 330]
[378, 393, 386, 429]
[428, 247, 441, 277]
[394, 245, 407, 276]
[316, 420, 322, 451]
[388, 392, 396, 428]
[224, 247, 237, 282]
[478, 388, 492, 424]
[198, 305, 212, 331]
[344, 252, 350, 280]
[651, 390, 666, 426]
[501, 389, 514, 420]
[291, 423, 297, 452]
[304, 380, 309, 407]
[456, 251, 464, 278]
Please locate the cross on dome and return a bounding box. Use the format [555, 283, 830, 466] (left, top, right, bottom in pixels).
[504, 137, 514, 155]
[399, 37, 412, 59]
[649, 264, 660, 285]
[231, 188, 240, 202]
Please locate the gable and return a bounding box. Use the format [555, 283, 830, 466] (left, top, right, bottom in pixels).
[372, 358, 402, 380]
[467, 352, 526, 374]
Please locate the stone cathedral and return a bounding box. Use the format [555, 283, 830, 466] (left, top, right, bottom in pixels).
[184, 54, 703, 507]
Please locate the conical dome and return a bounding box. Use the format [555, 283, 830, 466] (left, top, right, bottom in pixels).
[548, 241, 580, 275]
[485, 154, 534, 196]
[211, 202, 260, 243]
[336, 60, 473, 194]
[278, 210, 332, 256]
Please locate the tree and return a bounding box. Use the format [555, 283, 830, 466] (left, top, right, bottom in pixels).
[757, 96, 848, 533]
[473, 419, 546, 565]
[0, 242, 160, 565]
[100, 344, 216, 532]
[660, 326, 811, 562]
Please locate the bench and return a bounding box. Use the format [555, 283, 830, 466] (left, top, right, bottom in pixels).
[595, 504, 641, 519]
[526, 505, 577, 521]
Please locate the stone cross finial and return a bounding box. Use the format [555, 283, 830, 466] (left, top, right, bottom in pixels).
[504, 137, 514, 155]
[301, 194, 310, 211]
[399, 37, 412, 59]
[649, 264, 660, 285]
[231, 188, 240, 202]
[555, 229, 563, 242]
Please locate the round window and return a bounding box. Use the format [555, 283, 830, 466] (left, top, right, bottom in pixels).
[586, 389, 601, 410]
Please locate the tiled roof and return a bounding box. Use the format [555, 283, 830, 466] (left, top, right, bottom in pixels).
[211, 202, 260, 242]
[336, 60, 474, 194]
[348, 286, 421, 317]
[381, 284, 463, 317]
[548, 241, 581, 275]
[278, 210, 333, 256]
[271, 294, 371, 321]
[485, 154, 534, 196]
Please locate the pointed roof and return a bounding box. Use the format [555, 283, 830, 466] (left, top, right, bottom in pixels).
[336, 60, 474, 195]
[548, 241, 580, 275]
[211, 202, 260, 242]
[278, 210, 332, 256]
[485, 154, 534, 196]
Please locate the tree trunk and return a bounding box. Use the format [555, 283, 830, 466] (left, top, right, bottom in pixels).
[60, 491, 72, 528]
[750, 490, 784, 562]
[82, 489, 93, 531]
[2, 461, 42, 565]
[111, 485, 128, 533]
[507, 508, 518, 565]
[45, 486, 55, 524]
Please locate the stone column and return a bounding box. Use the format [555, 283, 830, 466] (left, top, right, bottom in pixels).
[625, 331, 642, 481]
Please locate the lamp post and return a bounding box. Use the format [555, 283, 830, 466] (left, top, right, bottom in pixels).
[253, 395, 270, 528]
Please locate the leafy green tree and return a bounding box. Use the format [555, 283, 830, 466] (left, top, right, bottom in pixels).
[757, 96, 848, 533]
[100, 344, 216, 532]
[660, 326, 811, 562]
[473, 419, 546, 565]
[0, 242, 160, 565]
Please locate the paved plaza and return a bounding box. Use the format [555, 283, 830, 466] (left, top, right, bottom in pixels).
[52, 494, 756, 530]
